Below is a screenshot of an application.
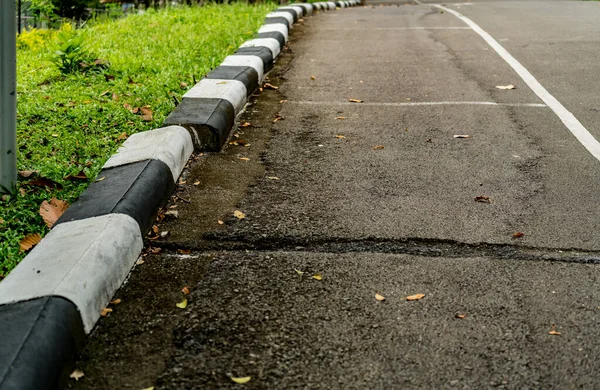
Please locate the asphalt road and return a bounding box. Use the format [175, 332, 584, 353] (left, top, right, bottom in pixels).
[69, 1, 600, 389]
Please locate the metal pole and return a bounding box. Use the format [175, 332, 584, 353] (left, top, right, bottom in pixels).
[18, 0, 21, 34]
[0, 0, 17, 194]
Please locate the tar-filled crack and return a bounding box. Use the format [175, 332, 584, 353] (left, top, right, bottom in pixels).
[155, 235, 600, 265]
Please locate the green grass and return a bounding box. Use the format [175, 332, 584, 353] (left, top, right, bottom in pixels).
[0, 3, 276, 277]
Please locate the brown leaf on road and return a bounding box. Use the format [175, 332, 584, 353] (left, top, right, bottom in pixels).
[263, 83, 279, 90]
[69, 370, 84, 381]
[100, 307, 113, 317]
[182, 286, 191, 295]
[140, 106, 153, 121]
[39, 198, 69, 228]
[512, 231, 525, 239]
[241, 122, 252, 127]
[273, 114, 283, 123]
[496, 84, 516, 90]
[474, 195, 491, 203]
[372, 145, 384, 150]
[234, 210, 246, 220]
[267, 176, 280, 180]
[334, 135, 346, 139]
[311, 75, 316, 80]
[312, 273, 323, 281]
[109, 298, 122, 305]
[375, 293, 385, 301]
[406, 293, 425, 301]
[295, 269, 304, 275]
[455, 313, 467, 319]
[335, 116, 346, 120]
[239, 157, 250, 161]
[348, 98, 363, 103]
[177, 249, 191, 255]
[549, 324, 561, 336]
[19, 233, 41, 252]
[217, 220, 224, 225]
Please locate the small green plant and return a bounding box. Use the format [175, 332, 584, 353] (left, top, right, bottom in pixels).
[51, 32, 93, 74]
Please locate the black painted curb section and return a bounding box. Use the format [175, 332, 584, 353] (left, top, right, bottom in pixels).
[205, 66, 259, 97]
[257, 31, 287, 50]
[264, 16, 291, 28]
[276, 8, 299, 23]
[55, 159, 175, 235]
[234, 47, 275, 72]
[285, 6, 307, 16]
[164, 97, 235, 152]
[0, 297, 85, 390]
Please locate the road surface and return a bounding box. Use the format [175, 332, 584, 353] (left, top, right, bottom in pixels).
[69, 1, 600, 388]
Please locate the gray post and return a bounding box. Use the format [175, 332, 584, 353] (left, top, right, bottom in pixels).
[1, 0, 17, 194]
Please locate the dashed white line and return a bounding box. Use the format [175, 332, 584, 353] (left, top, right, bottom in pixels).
[428, 3, 600, 162]
[288, 101, 548, 108]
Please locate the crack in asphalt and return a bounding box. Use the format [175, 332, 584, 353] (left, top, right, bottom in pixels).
[154, 235, 600, 265]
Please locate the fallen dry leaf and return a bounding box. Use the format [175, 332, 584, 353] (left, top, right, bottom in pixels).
[239, 157, 250, 161]
[177, 249, 191, 255]
[549, 324, 561, 336]
[26, 177, 63, 190]
[123, 102, 134, 112]
[335, 116, 346, 120]
[312, 273, 323, 281]
[295, 269, 304, 275]
[39, 198, 69, 228]
[182, 286, 191, 295]
[335, 135, 346, 139]
[267, 176, 280, 180]
[18, 170, 36, 178]
[474, 195, 491, 203]
[69, 370, 84, 381]
[110, 299, 122, 305]
[406, 293, 425, 301]
[375, 293, 385, 301]
[217, 220, 224, 225]
[176, 298, 188, 309]
[496, 84, 516, 90]
[311, 75, 316, 80]
[372, 145, 385, 150]
[241, 122, 252, 127]
[455, 313, 467, 319]
[231, 377, 251, 384]
[513, 231, 525, 239]
[135, 258, 145, 265]
[263, 83, 279, 90]
[95, 176, 106, 182]
[64, 170, 88, 182]
[19, 233, 41, 252]
[273, 114, 283, 123]
[348, 98, 363, 103]
[116, 132, 128, 142]
[453, 135, 470, 139]
[234, 210, 246, 220]
[101, 307, 113, 317]
[180, 81, 188, 89]
[140, 106, 153, 122]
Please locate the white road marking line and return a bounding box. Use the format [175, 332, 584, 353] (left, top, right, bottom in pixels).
[288, 101, 548, 108]
[320, 27, 472, 30]
[430, 3, 600, 162]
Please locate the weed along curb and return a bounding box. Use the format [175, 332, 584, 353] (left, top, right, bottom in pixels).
[0, 1, 358, 389]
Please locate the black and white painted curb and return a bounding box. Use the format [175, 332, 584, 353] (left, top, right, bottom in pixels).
[0, 1, 359, 389]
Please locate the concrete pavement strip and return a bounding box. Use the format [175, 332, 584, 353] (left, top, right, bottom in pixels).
[0, 2, 360, 389]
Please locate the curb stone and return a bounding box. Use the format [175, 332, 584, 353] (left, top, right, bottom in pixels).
[0, 1, 359, 389]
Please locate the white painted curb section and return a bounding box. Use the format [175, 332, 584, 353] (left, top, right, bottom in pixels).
[259, 23, 289, 42]
[184, 79, 248, 114]
[103, 126, 193, 183]
[240, 38, 282, 59]
[0, 214, 143, 333]
[327, 2, 336, 10]
[266, 12, 294, 26]
[221, 55, 265, 82]
[297, 3, 314, 13]
[279, 6, 303, 18]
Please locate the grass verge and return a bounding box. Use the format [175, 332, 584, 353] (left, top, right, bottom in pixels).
[0, 2, 276, 277]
